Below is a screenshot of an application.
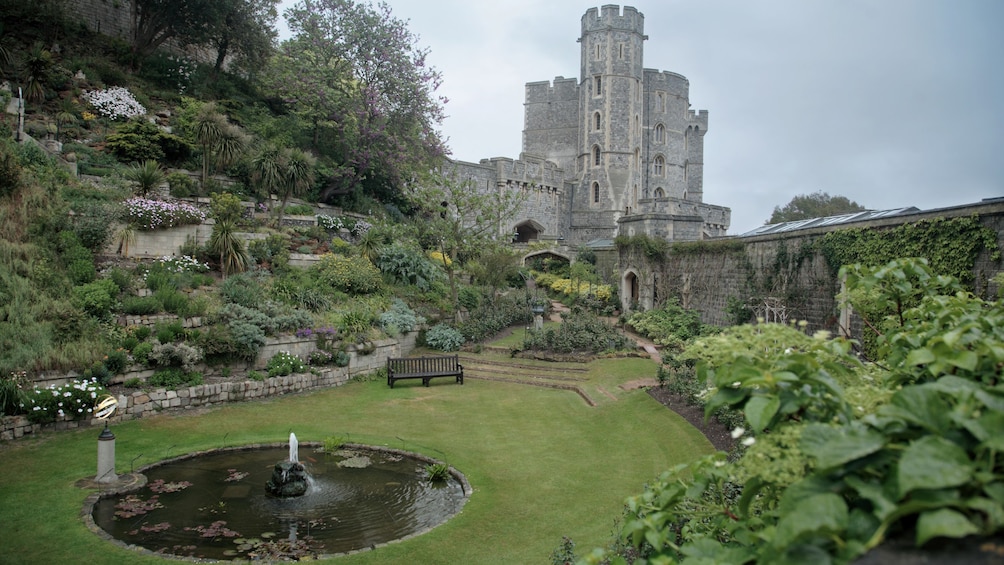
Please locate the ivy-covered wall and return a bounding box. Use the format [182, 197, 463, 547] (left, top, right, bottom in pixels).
[619, 201, 1004, 335]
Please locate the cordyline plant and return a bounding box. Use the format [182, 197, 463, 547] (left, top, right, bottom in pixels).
[579, 258, 1004, 565]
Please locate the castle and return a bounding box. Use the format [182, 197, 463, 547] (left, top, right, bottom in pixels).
[451, 5, 730, 247]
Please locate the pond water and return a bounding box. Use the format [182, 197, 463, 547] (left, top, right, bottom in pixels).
[91, 446, 467, 560]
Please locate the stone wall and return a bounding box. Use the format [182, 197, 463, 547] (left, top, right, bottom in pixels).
[1, 332, 419, 441]
[620, 201, 1004, 337]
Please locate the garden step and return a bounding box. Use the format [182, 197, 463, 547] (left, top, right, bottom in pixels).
[463, 365, 587, 383]
[463, 372, 596, 407]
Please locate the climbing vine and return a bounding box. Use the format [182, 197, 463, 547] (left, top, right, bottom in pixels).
[818, 215, 1000, 285]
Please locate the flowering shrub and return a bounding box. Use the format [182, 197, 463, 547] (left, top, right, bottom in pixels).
[316, 214, 344, 231]
[155, 255, 210, 273]
[123, 198, 206, 230]
[24, 378, 106, 424]
[352, 220, 372, 236]
[81, 87, 146, 120]
[427, 250, 451, 267]
[547, 276, 613, 302]
[312, 254, 382, 295]
[266, 351, 307, 377]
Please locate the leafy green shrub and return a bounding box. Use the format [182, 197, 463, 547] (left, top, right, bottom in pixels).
[457, 286, 482, 311]
[167, 172, 198, 197]
[591, 258, 1004, 564]
[72, 279, 119, 318]
[378, 299, 424, 336]
[24, 378, 107, 424]
[627, 297, 708, 353]
[148, 367, 203, 389]
[132, 342, 154, 366]
[248, 370, 265, 381]
[149, 341, 203, 372]
[123, 377, 143, 388]
[103, 348, 128, 374]
[248, 234, 291, 273]
[219, 273, 265, 308]
[133, 326, 152, 341]
[122, 295, 163, 315]
[154, 320, 185, 344]
[228, 321, 267, 361]
[522, 309, 628, 354]
[104, 118, 192, 165]
[312, 254, 382, 295]
[284, 203, 314, 216]
[108, 268, 133, 293]
[154, 288, 189, 315]
[424, 324, 465, 352]
[0, 372, 28, 416]
[120, 335, 139, 352]
[266, 351, 307, 377]
[375, 244, 445, 290]
[456, 289, 534, 343]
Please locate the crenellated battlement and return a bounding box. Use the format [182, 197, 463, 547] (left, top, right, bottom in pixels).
[524, 77, 580, 103]
[582, 5, 645, 34]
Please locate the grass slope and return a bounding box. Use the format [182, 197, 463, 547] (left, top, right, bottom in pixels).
[0, 357, 712, 564]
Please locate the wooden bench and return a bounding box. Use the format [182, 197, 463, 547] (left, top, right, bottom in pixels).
[386, 354, 464, 388]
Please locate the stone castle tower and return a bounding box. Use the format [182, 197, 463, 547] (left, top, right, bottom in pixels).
[453, 5, 730, 246]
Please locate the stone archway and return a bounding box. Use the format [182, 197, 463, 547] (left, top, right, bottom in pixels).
[512, 220, 545, 243]
[622, 270, 640, 311]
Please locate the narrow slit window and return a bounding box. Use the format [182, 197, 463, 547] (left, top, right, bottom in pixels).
[593, 182, 600, 203]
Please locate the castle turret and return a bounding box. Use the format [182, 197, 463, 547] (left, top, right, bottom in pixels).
[570, 5, 648, 243]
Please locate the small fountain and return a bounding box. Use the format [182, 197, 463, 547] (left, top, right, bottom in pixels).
[265, 433, 308, 497]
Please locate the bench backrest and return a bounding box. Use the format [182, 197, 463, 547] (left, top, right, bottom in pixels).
[388, 355, 459, 373]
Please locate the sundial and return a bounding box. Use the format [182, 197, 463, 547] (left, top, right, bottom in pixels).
[93, 395, 118, 421]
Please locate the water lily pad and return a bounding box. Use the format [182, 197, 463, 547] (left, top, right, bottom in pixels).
[261, 532, 276, 539]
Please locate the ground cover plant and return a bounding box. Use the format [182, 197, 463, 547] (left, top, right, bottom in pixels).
[578, 258, 1004, 564]
[0, 347, 712, 564]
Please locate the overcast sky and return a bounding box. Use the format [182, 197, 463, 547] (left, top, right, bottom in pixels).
[278, 1, 1004, 234]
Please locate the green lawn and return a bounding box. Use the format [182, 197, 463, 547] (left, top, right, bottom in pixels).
[0, 355, 712, 564]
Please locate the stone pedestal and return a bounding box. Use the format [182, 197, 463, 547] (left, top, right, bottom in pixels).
[96, 426, 118, 483]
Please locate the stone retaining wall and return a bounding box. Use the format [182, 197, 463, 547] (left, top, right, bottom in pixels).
[1, 332, 419, 441]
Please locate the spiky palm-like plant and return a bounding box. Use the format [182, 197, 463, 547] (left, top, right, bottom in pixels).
[209, 219, 249, 279]
[275, 147, 316, 227]
[195, 103, 248, 188]
[124, 160, 165, 197]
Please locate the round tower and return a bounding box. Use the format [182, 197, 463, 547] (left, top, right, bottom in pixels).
[573, 5, 647, 243]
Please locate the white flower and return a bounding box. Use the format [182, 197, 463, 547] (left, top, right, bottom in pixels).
[731, 381, 741, 388]
[714, 460, 726, 468]
[730, 427, 746, 439]
[742, 437, 756, 447]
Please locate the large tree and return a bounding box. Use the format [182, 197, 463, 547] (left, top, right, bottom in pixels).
[203, 0, 280, 77]
[268, 0, 447, 206]
[130, 0, 214, 65]
[767, 191, 867, 224]
[409, 169, 526, 317]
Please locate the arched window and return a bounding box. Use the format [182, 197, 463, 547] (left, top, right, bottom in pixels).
[593, 145, 601, 166]
[654, 156, 665, 176]
[654, 187, 665, 198]
[594, 76, 602, 96]
[594, 111, 601, 131]
[655, 123, 665, 143]
[592, 182, 600, 203]
[684, 159, 689, 182]
[657, 92, 665, 112]
[595, 43, 601, 60]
